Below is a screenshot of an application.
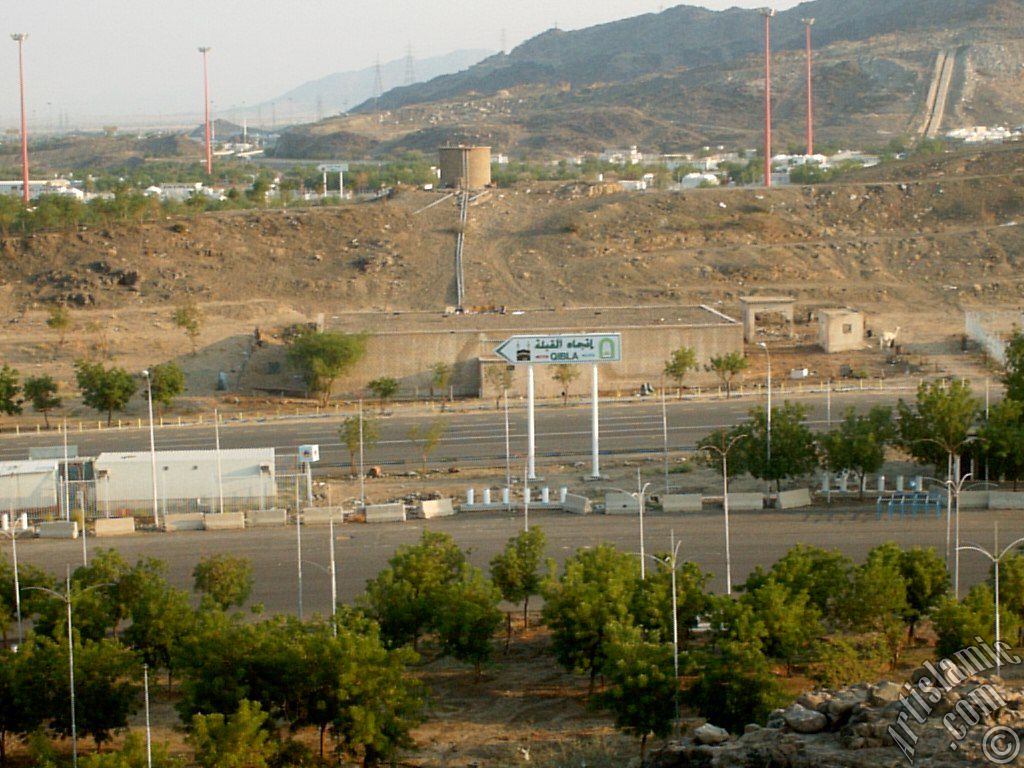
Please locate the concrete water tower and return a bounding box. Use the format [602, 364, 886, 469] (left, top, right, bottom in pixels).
[438, 145, 492, 189]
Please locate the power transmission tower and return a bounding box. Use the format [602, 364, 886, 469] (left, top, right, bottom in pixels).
[404, 44, 416, 85]
[373, 55, 384, 125]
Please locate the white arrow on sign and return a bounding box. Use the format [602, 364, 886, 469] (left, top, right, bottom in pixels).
[494, 333, 622, 365]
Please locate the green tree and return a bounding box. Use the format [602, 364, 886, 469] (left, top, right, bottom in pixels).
[810, 636, 886, 689]
[979, 399, 1024, 490]
[683, 640, 785, 733]
[932, 584, 1021, 659]
[189, 700, 274, 768]
[47, 305, 72, 346]
[429, 361, 451, 403]
[839, 553, 908, 668]
[542, 544, 639, 693]
[339, 414, 379, 473]
[897, 546, 949, 640]
[193, 555, 253, 610]
[551, 365, 580, 406]
[484, 365, 514, 409]
[706, 352, 749, 397]
[740, 402, 818, 492]
[1001, 326, 1024, 401]
[121, 558, 195, 683]
[172, 302, 203, 355]
[594, 624, 677, 761]
[147, 362, 185, 414]
[897, 379, 979, 474]
[361, 530, 467, 649]
[818, 406, 895, 498]
[664, 347, 697, 395]
[490, 527, 549, 628]
[0, 364, 22, 417]
[75, 360, 137, 425]
[80, 733, 182, 768]
[407, 418, 447, 472]
[287, 330, 367, 406]
[741, 544, 852, 624]
[741, 579, 821, 675]
[0, 642, 49, 767]
[434, 568, 503, 675]
[367, 376, 399, 407]
[631, 559, 710, 642]
[23, 375, 61, 428]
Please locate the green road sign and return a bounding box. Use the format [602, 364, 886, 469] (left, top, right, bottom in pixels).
[494, 333, 622, 365]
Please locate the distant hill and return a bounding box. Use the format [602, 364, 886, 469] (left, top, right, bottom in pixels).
[273, 0, 1024, 159]
[231, 49, 492, 124]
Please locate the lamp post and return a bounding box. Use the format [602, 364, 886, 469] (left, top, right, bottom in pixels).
[610, 469, 651, 579]
[141, 370, 160, 529]
[0, 516, 28, 645]
[641, 529, 684, 735]
[198, 47, 213, 176]
[957, 523, 1024, 678]
[758, 342, 772, 477]
[701, 433, 746, 595]
[143, 663, 152, 768]
[11, 34, 29, 205]
[801, 18, 815, 156]
[759, 8, 776, 187]
[921, 471, 974, 599]
[23, 571, 111, 768]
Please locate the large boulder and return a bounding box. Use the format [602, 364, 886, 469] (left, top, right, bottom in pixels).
[782, 703, 828, 734]
[694, 723, 730, 745]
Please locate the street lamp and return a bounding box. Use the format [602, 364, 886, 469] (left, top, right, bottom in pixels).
[23, 570, 111, 768]
[957, 523, 1024, 678]
[11, 34, 29, 205]
[759, 8, 776, 187]
[198, 47, 213, 176]
[611, 469, 651, 579]
[701, 433, 746, 595]
[920, 472, 974, 599]
[801, 18, 815, 156]
[141, 370, 160, 529]
[641, 529, 684, 734]
[300, 516, 338, 635]
[758, 342, 772, 474]
[0, 515, 28, 645]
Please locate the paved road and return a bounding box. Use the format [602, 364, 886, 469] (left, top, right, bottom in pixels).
[11, 506, 1013, 617]
[0, 388, 906, 472]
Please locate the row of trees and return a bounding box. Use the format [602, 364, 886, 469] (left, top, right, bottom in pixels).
[664, 347, 749, 396]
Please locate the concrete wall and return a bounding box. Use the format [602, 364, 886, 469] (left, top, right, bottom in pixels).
[660, 494, 703, 513]
[563, 493, 592, 515]
[818, 311, 865, 353]
[94, 518, 136, 537]
[365, 503, 406, 523]
[38, 521, 78, 539]
[163, 512, 205, 531]
[420, 498, 456, 519]
[204, 512, 246, 530]
[777, 488, 813, 509]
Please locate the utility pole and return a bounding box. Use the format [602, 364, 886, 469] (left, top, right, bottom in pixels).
[11, 34, 29, 205]
[802, 18, 815, 156]
[198, 47, 213, 176]
[759, 8, 776, 187]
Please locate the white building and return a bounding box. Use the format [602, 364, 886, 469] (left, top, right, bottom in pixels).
[94, 448, 277, 513]
[677, 172, 720, 189]
[0, 179, 83, 200]
[0, 460, 59, 515]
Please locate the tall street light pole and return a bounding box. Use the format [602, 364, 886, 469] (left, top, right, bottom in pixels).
[142, 370, 160, 529]
[760, 9, 775, 187]
[11, 34, 29, 205]
[802, 18, 815, 156]
[702, 433, 746, 595]
[610, 470, 651, 579]
[198, 47, 213, 176]
[0, 517, 27, 645]
[758, 342, 772, 476]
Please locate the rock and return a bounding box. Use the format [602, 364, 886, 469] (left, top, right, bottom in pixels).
[825, 690, 864, 725]
[782, 703, 828, 734]
[868, 680, 904, 705]
[693, 723, 730, 745]
[797, 691, 829, 711]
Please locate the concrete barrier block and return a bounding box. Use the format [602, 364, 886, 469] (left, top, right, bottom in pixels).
[989, 492, 1024, 510]
[562, 493, 592, 515]
[420, 499, 456, 519]
[302, 507, 347, 525]
[245, 509, 288, 527]
[163, 512, 205, 532]
[365, 503, 406, 523]
[727, 493, 764, 511]
[660, 494, 703, 513]
[604, 492, 640, 515]
[93, 518, 136, 537]
[958, 491, 990, 510]
[38, 521, 78, 539]
[777, 488, 813, 510]
[203, 512, 246, 530]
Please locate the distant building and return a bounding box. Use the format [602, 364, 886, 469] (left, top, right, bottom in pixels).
[818, 308, 865, 353]
[677, 172, 720, 189]
[0, 179, 83, 200]
[438, 145, 492, 189]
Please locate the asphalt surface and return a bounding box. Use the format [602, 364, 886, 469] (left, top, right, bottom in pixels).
[0, 388, 906, 472]
[11, 506, 1014, 618]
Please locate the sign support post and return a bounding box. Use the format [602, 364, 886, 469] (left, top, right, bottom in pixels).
[527, 365, 536, 479]
[591, 364, 600, 479]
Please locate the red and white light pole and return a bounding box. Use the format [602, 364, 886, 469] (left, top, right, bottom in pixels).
[802, 17, 815, 156]
[198, 46, 212, 176]
[759, 8, 775, 188]
[11, 33, 29, 205]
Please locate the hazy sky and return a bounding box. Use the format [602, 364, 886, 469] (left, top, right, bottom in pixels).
[2, 0, 804, 126]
